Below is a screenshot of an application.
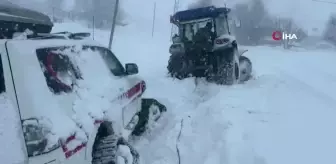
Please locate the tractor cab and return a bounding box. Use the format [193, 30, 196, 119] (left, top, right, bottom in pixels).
[167, 6, 252, 85]
[170, 6, 238, 45]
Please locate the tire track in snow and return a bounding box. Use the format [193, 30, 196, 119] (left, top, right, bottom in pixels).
[137, 74, 286, 164]
[248, 69, 336, 164]
[136, 74, 285, 164]
[220, 75, 284, 164]
[131, 78, 208, 164]
[134, 78, 231, 164]
[132, 110, 180, 164]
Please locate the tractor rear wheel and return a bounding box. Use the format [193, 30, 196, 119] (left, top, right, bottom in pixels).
[167, 54, 185, 79]
[214, 48, 239, 85]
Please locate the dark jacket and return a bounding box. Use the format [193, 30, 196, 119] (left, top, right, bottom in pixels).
[193, 27, 214, 44]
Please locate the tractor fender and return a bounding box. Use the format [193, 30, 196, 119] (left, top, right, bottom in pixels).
[238, 49, 248, 56]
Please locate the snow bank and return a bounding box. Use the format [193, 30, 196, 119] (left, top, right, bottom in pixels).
[53, 19, 336, 164]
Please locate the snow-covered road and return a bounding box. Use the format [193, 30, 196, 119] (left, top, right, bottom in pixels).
[132, 46, 336, 164]
[1, 15, 336, 164]
[53, 21, 336, 164]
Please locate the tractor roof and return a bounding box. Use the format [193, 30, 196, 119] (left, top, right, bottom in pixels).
[171, 6, 231, 23]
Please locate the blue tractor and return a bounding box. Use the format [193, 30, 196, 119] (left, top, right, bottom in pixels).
[168, 6, 252, 85]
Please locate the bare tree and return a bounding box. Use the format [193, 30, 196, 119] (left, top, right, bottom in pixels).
[323, 13, 336, 45]
[233, 0, 270, 45]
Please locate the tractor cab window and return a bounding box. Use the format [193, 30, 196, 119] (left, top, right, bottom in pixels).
[180, 19, 214, 41]
[198, 20, 214, 32]
[215, 15, 230, 36]
[183, 24, 194, 41]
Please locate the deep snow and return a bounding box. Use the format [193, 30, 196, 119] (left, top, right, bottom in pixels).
[1, 2, 336, 164]
[51, 20, 336, 164]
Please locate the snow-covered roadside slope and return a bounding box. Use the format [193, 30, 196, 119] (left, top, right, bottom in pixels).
[233, 46, 336, 164]
[52, 20, 336, 164]
[133, 45, 336, 164]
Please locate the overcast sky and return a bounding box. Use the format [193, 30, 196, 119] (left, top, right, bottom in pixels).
[121, 0, 336, 35]
[264, 0, 335, 32]
[185, 0, 336, 34]
[13, 0, 336, 35]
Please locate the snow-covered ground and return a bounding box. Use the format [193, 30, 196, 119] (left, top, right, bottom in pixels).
[1, 1, 336, 163]
[51, 19, 336, 164]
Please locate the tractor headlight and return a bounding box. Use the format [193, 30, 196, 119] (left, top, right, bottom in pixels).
[215, 38, 230, 44]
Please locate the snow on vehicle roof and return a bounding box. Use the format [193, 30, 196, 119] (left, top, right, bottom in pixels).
[7, 39, 104, 54]
[0, 12, 41, 22]
[171, 6, 231, 23]
[0, 3, 53, 26]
